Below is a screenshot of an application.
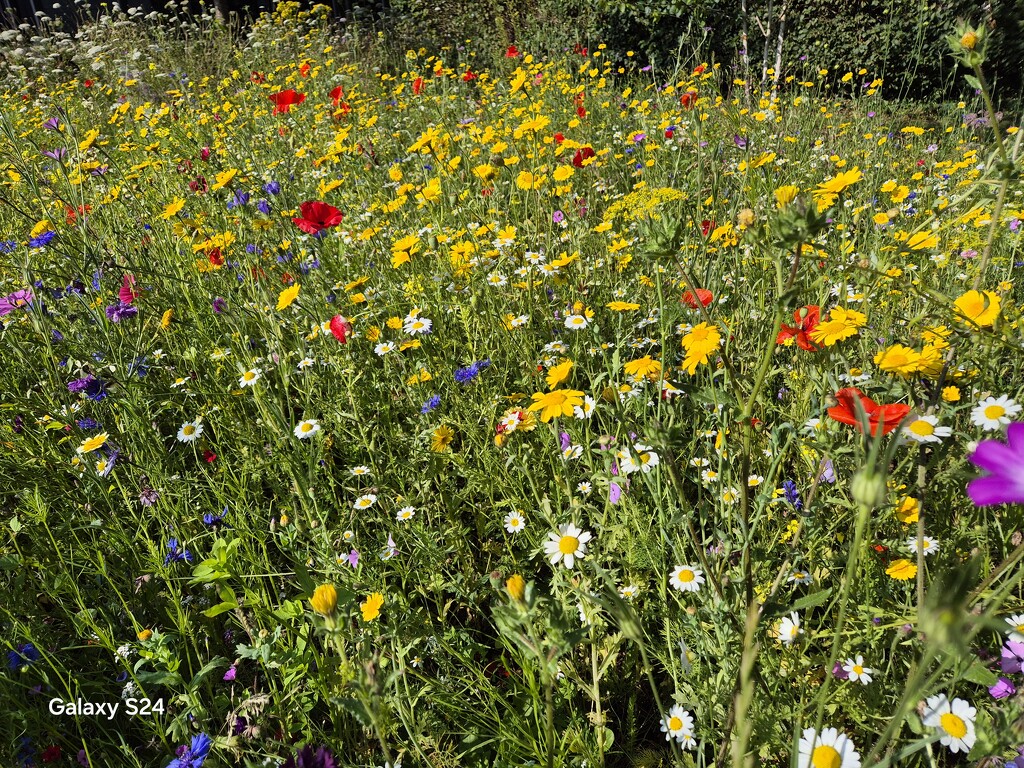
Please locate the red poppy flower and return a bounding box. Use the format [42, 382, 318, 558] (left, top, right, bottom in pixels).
[330, 314, 352, 343]
[65, 204, 91, 225]
[553, 132, 565, 144]
[208, 248, 225, 267]
[776, 305, 821, 351]
[413, 77, 425, 95]
[330, 85, 344, 106]
[693, 64, 706, 75]
[269, 89, 306, 115]
[84, 79, 94, 88]
[827, 388, 912, 436]
[682, 288, 714, 309]
[680, 90, 698, 109]
[203, 449, 217, 463]
[462, 70, 477, 82]
[505, 45, 519, 58]
[299, 62, 311, 78]
[572, 147, 596, 168]
[251, 71, 265, 84]
[291, 200, 343, 235]
[700, 219, 716, 237]
[200, 146, 211, 161]
[665, 128, 674, 138]
[41, 746, 61, 763]
[573, 43, 588, 56]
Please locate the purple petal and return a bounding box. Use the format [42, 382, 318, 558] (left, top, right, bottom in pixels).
[609, 483, 621, 504]
[1007, 422, 1024, 452]
[968, 475, 1024, 506]
[968, 439, 1023, 474]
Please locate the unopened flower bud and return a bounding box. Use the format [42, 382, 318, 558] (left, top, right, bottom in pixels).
[850, 468, 887, 510]
[960, 30, 978, 50]
[506, 574, 526, 603]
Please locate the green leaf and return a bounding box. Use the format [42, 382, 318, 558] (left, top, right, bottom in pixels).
[790, 588, 833, 613]
[202, 601, 238, 618]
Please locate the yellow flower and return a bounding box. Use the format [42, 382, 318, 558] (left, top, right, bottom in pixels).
[160, 197, 186, 220]
[895, 496, 919, 524]
[277, 283, 300, 310]
[431, 424, 455, 452]
[545, 360, 573, 389]
[905, 231, 939, 250]
[886, 559, 917, 581]
[528, 389, 585, 422]
[506, 574, 526, 602]
[161, 308, 174, 330]
[515, 170, 544, 190]
[309, 584, 338, 616]
[736, 208, 755, 227]
[136, 629, 153, 642]
[77, 433, 108, 454]
[623, 355, 662, 381]
[360, 592, 384, 622]
[941, 386, 961, 403]
[808, 307, 866, 347]
[211, 168, 238, 191]
[607, 301, 640, 311]
[814, 167, 862, 198]
[680, 323, 721, 374]
[953, 290, 1001, 327]
[960, 30, 978, 50]
[874, 344, 921, 377]
[774, 184, 799, 208]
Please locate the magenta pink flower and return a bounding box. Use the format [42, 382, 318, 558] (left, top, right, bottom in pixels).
[967, 422, 1024, 506]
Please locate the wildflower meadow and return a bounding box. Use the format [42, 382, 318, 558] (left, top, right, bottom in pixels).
[1, 4, 1024, 767]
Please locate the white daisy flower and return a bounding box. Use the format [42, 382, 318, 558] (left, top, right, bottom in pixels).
[1004, 613, 1024, 642]
[374, 342, 397, 356]
[842, 655, 873, 685]
[573, 395, 596, 419]
[618, 443, 660, 474]
[669, 565, 704, 593]
[971, 395, 1021, 431]
[907, 535, 939, 556]
[297, 357, 315, 370]
[293, 419, 321, 439]
[564, 314, 589, 330]
[403, 316, 432, 334]
[396, 506, 416, 521]
[562, 445, 583, 460]
[619, 584, 639, 600]
[660, 705, 696, 748]
[543, 523, 593, 569]
[922, 694, 976, 754]
[503, 511, 526, 533]
[777, 612, 803, 645]
[353, 494, 377, 510]
[342, 529, 355, 542]
[797, 727, 861, 768]
[789, 570, 813, 584]
[350, 465, 371, 476]
[485, 273, 507, 287]
[510, 314, 530, 328]
[239, 368, 261, 387]
[576, 481, 592, 495]
[902, 415, 952, 443]
[177, 419, 203, 443]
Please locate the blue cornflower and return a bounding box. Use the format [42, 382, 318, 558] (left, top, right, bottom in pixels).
[203, 507, 227, 526]
[421, 394, 441, 414]
[7, 643, 41, 671]
[105, 302, 138, 322]
[454, 359, 490, 384]
[167, 733, 212, 768]
[256, 199, 271, 215]
[99, 449, 119, 477]
[263, 181, 281, 195]
[76, 417, 101, 430]
[227, 190, 250, 209]
[0, 240, 16, 253]
[164, 538, 193, 566]
[28, 231, 57, 248]
[67, 375, 108, 401]
[782, 480, 803, 511]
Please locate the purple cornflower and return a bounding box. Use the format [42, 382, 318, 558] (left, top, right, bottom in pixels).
[203, 507, 227, 526]
[28, 231, 57, 248]
[43, 147, 67, 160]
[990, 676, 1016, 699]
[68, 374, 108, 401]
[257, 199, 271, 215]
[1008, 747, 1024, 768]
[454, 359, 490, 384]
[78, 748, 90, 766]
[346, 549, 360, 568]
[559, 431, 571, 451]
[164, 538, 193, 566]
[43, 117, 61, 130]
[421, 394, 441, 414]
[7, 643, 41, 671]
[552, 210, 565, 224]
[139, 487, 159, 507]
[227, 190, 250, 209]
[967, 422, 1024, 506]
[1001, 639, 1024, 674]
[98, 449, 119, 478]
[263, 181, 281, 195]
[166, 733, 211, 768]
[223, 666, 237, 681]
[283, 746, 337, 768]
[831, 661, 849, 680]
[733, 134, 747, 149]
[212, 297, 227, 314]
[0, 288, 33, 316]
[782, 479, 803, 511]
[105, 302, 138, 322]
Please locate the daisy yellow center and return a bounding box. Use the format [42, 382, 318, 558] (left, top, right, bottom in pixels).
[244, 371, 256, 381]
[984, 404, 1006, 419]
[558, 535, 579, 554]
[909, 420, 934, 436]
[811, 745, 841, 768]
[183, 425, 196, 436]
[678, 569, 695, 583]
[940, 712, 967, 739]
[510, 517, 520, 526]
[668, 716, 683, 731]
[853, 665, 863, 675]
[301, 423, 313, 432]
[1017, 624, 1024, 633]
